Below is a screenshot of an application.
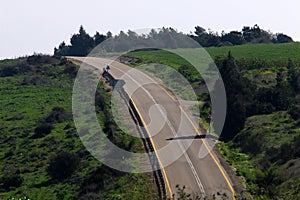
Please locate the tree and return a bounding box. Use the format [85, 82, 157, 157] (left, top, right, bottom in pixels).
[69, 26, 94, 56]
[127, 30, 138, 39]
[94, 31, 106, 46]
[54, 41, 70, 57]
[242, 26, 254, 42]
[273, 72, 293, 110]
[221, 31, 246, 45]
[106, 31, 112, 38]
[194, 26, 206, 37]
[213, 52, 253, 141]
[287, 59, 300, 93]
[275, 33, 293, 43]
[242, 25, 262, 43]
[206, 33, 221, 47]
[250, 24, 262, 41]
[288, 94, 300, 120]
[252, 87, 275, 115]
[242, 24, 273, 43]
[191, 26, 222, 47]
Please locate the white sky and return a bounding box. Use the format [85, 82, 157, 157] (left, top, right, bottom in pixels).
[1, 0, 299, 59]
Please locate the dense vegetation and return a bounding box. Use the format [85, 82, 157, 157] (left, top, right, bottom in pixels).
[125, 45, 300, 199]
[189, 24, 293, 47]
[0, 55, 158, 199]
[54, 25, 294, 57]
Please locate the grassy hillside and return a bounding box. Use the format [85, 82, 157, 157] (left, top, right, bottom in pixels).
[125, 42, 300, 92]
[0, 56, 158, 200]
[125, 44, 300, 199]
[126, 43, 300, 65]
[218, 111, 300, 199]
[206, 43, 300, 62]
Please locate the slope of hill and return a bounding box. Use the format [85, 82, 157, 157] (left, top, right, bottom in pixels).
[217, 111, 300, 199]
[125, 42, 300, 65]
[0, 55, 158, 200]
[206, 42, 300, 62]
[125, 44, 300, 199]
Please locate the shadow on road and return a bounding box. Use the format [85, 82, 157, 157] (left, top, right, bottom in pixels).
[166, 134, 218, 141]
[102, 69, 167, 199]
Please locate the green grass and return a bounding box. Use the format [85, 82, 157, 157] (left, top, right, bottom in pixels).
[125, 43, 300, 92]
[104, 174, 158, 200]
[216, 142, 259, 195]
[126, 50, 190, 70]
[219, 111, 300, 199]
[0, 61, 80, 199]
[206, 42, 300, 62]
[126, 42, 300, 70]
[0, 56, 158, 200]
[234, 111, 299, 156]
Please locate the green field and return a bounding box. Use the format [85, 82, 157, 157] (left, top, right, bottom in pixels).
[206, 42, 300, 62]
[125, 42, 300, 97]
[126, 42, 300, 68]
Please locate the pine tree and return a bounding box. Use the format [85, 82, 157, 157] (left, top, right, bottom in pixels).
[213, 52, 253, 141]
[69, 26, 94, 56]
[287, 59, 300, 93]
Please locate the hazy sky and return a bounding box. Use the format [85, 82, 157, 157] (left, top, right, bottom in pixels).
[1, 0, 299, 59]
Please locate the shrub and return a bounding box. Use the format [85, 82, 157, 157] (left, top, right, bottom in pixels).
[21, 75, 51, 85]
[27, 54, 57, 65]
[62, 62, 78, 78]
[1, 174, 23, 190]
[32, 123, 53, 138]
[45, 107, 70, 123]
[77, 165, 122, 198]
[47, 151, 79, 180]
[288, 104, 300, 120]
[0, 66, 18, 77]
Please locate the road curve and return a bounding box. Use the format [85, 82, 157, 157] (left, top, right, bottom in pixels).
[69, 56, 236, 199]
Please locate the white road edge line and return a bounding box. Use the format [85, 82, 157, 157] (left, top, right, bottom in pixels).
[110, 64, 206, 198]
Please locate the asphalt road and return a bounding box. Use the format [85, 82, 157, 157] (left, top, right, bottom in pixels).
[69, 56, 236, 199]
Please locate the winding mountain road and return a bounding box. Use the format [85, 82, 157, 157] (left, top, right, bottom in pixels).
[69, 56, 236, 199]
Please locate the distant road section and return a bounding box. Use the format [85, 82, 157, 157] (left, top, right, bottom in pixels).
[69, 56, 236, 199]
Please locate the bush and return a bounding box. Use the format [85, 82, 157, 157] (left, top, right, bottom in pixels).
[0, 66, 18, 77]
[77, 165, 123, 198]
[0, 60, 33, 77]
[1, 174, 23, 190]
[95, 91, 105, 111]
[27, 54, 57, 65]
[21, 75, 51, 85]
[47, 151, 79, 180]
[288, 104, 300, 120]
[32, 123, 54, 138]
[62, 62, 78, 78]
[288, 94, 300, 120]
[45, 107, 70, 123]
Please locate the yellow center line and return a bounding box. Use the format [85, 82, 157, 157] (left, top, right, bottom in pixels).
[75, 57, 235, 199]
[139, 72, 236, 200]
[70, 58, 174, 197]
[130, 98, 173, 198]
[179, 105, 236, 200]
